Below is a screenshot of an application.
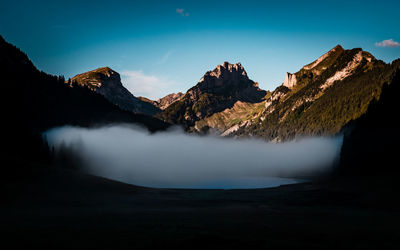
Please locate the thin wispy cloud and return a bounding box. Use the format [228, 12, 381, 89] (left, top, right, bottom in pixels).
[121, 70, 180, 100]
[375, 39, 400, 48]
[176, 8, 189, 17]
[156, 50, 173, 65]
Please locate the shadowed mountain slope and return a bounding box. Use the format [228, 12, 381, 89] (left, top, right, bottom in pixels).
[339, 60, 400, 176]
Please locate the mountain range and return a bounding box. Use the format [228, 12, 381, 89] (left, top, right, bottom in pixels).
[64, 44, 400, 142]
[154, 45, 397, 141]
[2, 32, 400, 147]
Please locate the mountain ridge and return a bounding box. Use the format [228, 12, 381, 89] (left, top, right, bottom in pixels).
[5, 30, 398, 144]
[232, 46, 395, 141]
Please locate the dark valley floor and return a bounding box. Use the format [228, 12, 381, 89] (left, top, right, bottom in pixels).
[2, 164, 400, 250]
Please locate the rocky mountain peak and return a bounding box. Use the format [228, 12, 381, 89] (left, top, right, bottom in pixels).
[200, 62, 248, 83]
[303, 44, 345, 71]
[70, 67, 160, 115]
[218, 61, 246, 74]
[71, 66, 122, 90]
[331, 44, 343, 51]
[159, 61, 266, 126]
[192, 62, 253, 97]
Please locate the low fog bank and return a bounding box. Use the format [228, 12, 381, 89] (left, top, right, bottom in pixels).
[44, 125, 343, 189]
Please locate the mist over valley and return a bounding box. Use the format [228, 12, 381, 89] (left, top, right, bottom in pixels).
[45, 125, 343, 189]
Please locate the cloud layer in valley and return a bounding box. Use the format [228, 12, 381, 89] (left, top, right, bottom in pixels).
[375, 39, 400, 48]
[44, 125, 343, 189]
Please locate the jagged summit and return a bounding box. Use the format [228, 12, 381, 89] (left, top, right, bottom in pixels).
[200, 62, 248, 83]
[194, 62, 253, 96]
[217, 61, 246, 74]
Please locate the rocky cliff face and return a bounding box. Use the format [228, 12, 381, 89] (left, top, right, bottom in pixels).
[70, 67, 160, 115]
[157, 62, 266, 128]
[283, 72, 297, 88]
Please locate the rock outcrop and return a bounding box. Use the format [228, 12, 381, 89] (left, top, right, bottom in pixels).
[283, 72, 297, 88]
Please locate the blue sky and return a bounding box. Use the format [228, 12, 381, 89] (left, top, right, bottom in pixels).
[1, 0, 400, 99]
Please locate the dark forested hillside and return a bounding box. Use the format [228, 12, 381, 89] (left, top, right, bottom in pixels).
[339, 61, 400, 176]
[0, 35, 169, 167]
